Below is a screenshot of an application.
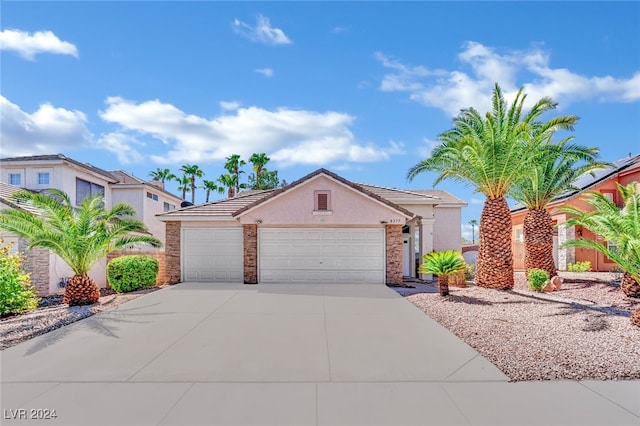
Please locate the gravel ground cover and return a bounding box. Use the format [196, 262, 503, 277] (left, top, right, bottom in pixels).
[0, 287, 162, 350]
[406, 272, 640, 381]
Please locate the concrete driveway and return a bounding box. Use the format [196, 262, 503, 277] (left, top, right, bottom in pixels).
[1, 282, 638, 426]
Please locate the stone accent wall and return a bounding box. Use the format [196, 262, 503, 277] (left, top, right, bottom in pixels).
[385, 224, 403, 285]
[243, 224, 258, 284]
[106, 250, 167, 286]
[19, 237, 50, 295]
[165, 221, 181, 284]
[557, 223, 575, 271]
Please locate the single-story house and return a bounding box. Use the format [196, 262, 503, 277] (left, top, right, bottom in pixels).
[157, 168, 466, 285]
[511, 153, 640, 271]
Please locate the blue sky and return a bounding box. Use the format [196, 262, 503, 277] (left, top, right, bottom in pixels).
[2, 1, 639, 241]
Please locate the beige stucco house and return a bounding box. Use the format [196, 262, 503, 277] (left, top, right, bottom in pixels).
[0, 154, 182, 294]
[158, 169, 466, 285]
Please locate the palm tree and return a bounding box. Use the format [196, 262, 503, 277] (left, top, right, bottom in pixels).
[148, 168, 176, 183]
[180, 164, 204, 204]
[224, 154, 246, 196]
[469, 219, 478, 244]
[176, 175, 191, 201]
[509, 141, 607, 277]
[419, 250, 467, 296]
[202, 180, 224, 203]
[0, 189, 162, 306]
[218, 174, 238, 198]
[408, 83, 578, 289]
[560, 182, 640, 299]
[249, 153, 270, 189]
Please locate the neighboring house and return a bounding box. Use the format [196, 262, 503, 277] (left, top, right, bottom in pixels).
[511, 153, 640, 272]
[0, 154, 182, 294]
[157, 168, 466, 285]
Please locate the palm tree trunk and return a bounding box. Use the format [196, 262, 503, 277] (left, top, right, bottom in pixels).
[524, 208, 557, 277]
[621, 272, 640, 298]
[476, 197, 514, 289]
[438, 276, 450, 296]
[190, 176, 196, 204]
[63, 273, 100, 306]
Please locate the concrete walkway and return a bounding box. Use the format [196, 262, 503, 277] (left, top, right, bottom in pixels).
[1, 282, 638, 425]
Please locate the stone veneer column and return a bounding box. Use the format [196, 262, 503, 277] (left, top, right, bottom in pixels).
[165, 221, 181, 284]
[243, 224, 258, 284]
[557, 222, 575, 271]
[19, 237, 50, 295]
[385, 224, 403, 285]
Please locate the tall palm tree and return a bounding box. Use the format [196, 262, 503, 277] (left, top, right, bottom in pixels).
[176, 175, 191, 201]
[218, 174, 238, 198]
[468, 219, 478, 244]
[180, 164, 204, 204]
[0, 189, 161, 306]
[408, 83, 578, 289]
[224, 154, 246, 196]
[419, 250, 467, 296]
[249, 153, 270, 189]
[202, 179, 224, 203]
[148, 168, 176, 183]
[560, 182, 640, 299]
[509, 140, 607, 277]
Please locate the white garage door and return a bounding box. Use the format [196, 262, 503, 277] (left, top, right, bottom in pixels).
[182, 228, 243, 282]
[259, 228, 385, 283]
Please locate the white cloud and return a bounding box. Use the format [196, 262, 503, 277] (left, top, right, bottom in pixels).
[255, 67, 274, 77]
[418, 137, 439, 158]
[232, 15, 292, 45]
[220, 101, 241, 111]
[376, 41, 640, 116]
[99, 97, 402, 166]
[470, 197, 484, 205]
[97, 132, 144, 164]
[0, 29, 78, 60]
[0, 95, 91, 156]
[331, 26, 347, 34]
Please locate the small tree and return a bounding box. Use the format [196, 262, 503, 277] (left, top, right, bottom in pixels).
[419, 250, 467, 296]
[0, 190, 162, 306]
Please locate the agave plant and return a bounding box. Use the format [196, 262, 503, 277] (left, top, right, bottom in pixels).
[560, 182, 640, 298]
[419, 250, 467, 296]
[0, 189, 162, 306]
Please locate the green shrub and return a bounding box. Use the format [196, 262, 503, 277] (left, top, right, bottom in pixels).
[107, 255, 159, 293]
[527, 268, 550, 292]
[567, 261, 591, 272]
[0, 240, 39, 315]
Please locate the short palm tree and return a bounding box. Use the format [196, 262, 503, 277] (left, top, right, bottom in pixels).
[509, 140, 607, 277]
[224, 154, 246, 196]
[408, 83, 578, 289]
[419, 250, 467, 296]
[202, 179, 224, 203]
[560, 182, 640, 299]
[176, 175, 192, 201]
[180, 164, 204, 204]
[249, 153, 270, 189]
[0, 189, 162, 306]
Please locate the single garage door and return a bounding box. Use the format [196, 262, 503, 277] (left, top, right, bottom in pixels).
[259, 228, 385, 283]
[182, 228, 243, 282]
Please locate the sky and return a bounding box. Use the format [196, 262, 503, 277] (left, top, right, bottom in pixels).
[1, 1, 639, 241]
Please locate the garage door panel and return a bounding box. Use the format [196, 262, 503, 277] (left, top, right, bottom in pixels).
[182, 228, 243, 282]
[259, 228, 385, 284]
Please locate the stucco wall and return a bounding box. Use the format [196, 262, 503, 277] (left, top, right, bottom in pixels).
[433, 206, 462, 251]
[238, 176, 406, 226]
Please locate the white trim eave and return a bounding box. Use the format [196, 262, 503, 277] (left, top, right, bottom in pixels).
[156, 214, 237, 222]
[236, 172, 415, 220]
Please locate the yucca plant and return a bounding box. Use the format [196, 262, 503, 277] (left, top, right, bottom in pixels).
[509, 140, 607, 278]
[408, 83, 578, 290]
[0, 189, 162, 306]
[419, 250, 467, 296]
[560, 182, 640, 299]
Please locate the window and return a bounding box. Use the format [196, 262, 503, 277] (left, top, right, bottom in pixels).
[314, 191, 331, 212]
[76, 178, 104, 205]
[147, 192, 159, 201]
[163, 202, 176, 212]
[38, 172, 50, 185]
[9, 173, 21, 186]
[515, 228, 524, 242]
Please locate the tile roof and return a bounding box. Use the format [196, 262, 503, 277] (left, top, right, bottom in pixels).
[157, 189, 276, 219]
[0, 154, 118, 182]
[0, 182, 41, 215]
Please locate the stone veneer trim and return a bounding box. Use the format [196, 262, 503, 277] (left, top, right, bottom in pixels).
[385, 224, 403, 285]
[165, 221, 181, 284]
[243, 224, 258, 284]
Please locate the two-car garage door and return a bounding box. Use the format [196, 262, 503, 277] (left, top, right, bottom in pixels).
[182, 227, 385, 283]
[259, 228, 385, 283]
